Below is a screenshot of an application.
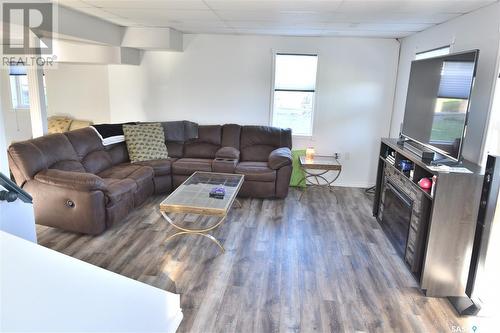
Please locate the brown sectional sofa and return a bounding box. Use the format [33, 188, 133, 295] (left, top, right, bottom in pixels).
[8, 123, 292, 235]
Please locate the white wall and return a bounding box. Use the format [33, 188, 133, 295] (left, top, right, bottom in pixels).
[44, 64, 111, 124]
[390, 2, 500, 164]
[108, 34, 400, 187]
[108, 65, 145, 122]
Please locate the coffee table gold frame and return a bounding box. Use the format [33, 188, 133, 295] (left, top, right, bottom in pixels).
[160, 199, 241, 253]
[159, 172, 244, 253]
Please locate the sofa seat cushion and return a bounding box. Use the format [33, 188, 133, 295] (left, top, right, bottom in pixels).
[235, 162, 276, 182]
[135, 158, 175, 177]
[98, 163, 149, 179]
[99, 163, 153, 191]
[103, 178, 137, 205]
[126, 166, 154, 186]
[172, 158, 212, 175]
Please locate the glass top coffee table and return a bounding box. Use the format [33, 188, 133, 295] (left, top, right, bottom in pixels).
[159, 172, 244, 253]
[298, 155, 342, 201]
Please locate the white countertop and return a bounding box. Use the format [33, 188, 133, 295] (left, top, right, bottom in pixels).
[0, 230, 183, 332]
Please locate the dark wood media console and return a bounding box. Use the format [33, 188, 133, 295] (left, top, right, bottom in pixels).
[373, 138, 483, 297]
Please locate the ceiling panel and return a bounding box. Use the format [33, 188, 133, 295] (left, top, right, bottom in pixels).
[227, 21, 328, 29]
[58, 0, 499, 38]
[205, 1, 343, 12]
[337, 0, 496, 13]
[235, 28, 326, 36]
[216, 10, 336, 22]
[84, 0, 209, 10]
[327, 11, 461, 24]
[104, 8, 221, 21]
[58, 0, 93, 8]
[323, 22, 433, 32]
[322, 29, 415, 38]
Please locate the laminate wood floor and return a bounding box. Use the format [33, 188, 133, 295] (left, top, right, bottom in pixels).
[36, 188, 479, 333]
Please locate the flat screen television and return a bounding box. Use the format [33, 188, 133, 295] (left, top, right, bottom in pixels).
[401, 50, 479, 161]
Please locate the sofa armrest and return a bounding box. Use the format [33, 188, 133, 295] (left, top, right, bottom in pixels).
[215, 147, 240, 160]
[268, 147, 292, 170]
[34, 169, 106, 192]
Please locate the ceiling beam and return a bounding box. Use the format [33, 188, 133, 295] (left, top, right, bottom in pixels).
[122, 27, 183, 51]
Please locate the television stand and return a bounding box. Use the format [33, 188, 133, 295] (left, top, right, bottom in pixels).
[430, 155, 463, 167]
[373, 138, 483, 298]
[397, 136, 410, 145]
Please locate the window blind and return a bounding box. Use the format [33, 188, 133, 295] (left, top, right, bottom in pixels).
[438, 61, 475, 99]
[274, 54, 318, 91]
[9, 65, 27, 76]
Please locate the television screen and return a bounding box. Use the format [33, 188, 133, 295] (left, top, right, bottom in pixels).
[402, 50, 478, 161]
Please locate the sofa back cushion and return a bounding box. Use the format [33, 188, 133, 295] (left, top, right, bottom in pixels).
[166, 142, 184, 158]
[160, 120, 198, 142]
[65, 128, 113, 174]
[240, 126, 292, 162]
[221, 124, 241, 149]
[106, 142, 129, 165]
[184, 125, 222, 159]
[8, 133, 84, 186]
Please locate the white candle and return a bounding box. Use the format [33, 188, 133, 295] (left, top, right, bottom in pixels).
[305, 147, 315, 162]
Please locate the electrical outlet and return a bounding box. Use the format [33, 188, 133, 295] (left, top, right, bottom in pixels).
[344, 152, 351, 161]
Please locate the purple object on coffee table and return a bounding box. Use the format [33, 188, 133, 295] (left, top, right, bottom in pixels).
[209, 186, 225, 199]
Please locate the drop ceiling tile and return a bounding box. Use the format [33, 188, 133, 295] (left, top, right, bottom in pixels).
[327, 11, 460, 24]
[338, 0, 496, 14]
[323, 29, 413, 38]
[215, 10, 335, 22]
[206, 1, 343, 11]
[84, 0, 209, 10]
[128, 18, 226, 28]
[235, 27, 325, 36]
[54, 0, 499, 38]
[58, 0, 94, 8]
[337, 0, 416, 13]
[169, 20, 230, 28]
[172, 26, 236, 34]
[323, 22, 432, 32]
[396, 0, 496, 14]
[103, 8, 221, 21]
[227, 21, 328, 29]
[69, 6, 121, 18]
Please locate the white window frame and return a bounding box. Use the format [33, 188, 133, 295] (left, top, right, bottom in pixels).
[9, 74, 30, 110]
[270, 51, 319, 137]
[415, 45, 451, 60]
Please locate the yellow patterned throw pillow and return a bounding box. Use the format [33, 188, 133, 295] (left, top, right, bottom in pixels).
[123, 123, 168, 163]
[48, 117, 72, 134]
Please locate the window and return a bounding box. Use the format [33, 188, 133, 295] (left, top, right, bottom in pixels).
[415, 46, 450, 60]
[271, 53, 318, 136]
[9, 65, 30, 109]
